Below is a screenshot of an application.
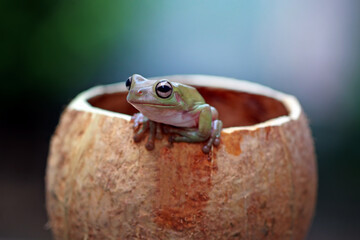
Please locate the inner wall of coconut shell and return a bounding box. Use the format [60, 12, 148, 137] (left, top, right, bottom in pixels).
[87, 87, 289, 128]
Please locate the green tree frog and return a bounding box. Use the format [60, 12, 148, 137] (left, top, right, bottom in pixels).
[126, 74, 223, 154]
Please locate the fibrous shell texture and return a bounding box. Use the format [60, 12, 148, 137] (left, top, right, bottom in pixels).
[46, 75, 317, 240]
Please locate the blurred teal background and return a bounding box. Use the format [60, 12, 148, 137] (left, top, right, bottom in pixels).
[1, 0, 359, 239]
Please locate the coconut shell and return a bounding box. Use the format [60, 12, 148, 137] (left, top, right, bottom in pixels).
[46, 75, 317, 240]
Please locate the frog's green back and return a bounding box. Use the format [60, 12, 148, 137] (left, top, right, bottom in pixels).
[177, 83, 205, 107]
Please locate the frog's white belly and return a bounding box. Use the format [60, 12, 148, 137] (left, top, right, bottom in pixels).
[135, 106, 198, 128]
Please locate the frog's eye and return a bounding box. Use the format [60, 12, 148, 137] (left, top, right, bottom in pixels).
[156, 80, 173, 98]
[126, 77, 132, 90]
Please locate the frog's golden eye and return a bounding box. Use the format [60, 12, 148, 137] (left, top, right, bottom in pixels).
[156, 80, 173, 98]
[126, 77, 132, 90]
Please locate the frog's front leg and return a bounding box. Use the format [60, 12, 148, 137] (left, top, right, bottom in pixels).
[131, 113, 162, 150]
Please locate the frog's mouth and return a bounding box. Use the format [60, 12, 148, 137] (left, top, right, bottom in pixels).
[131, 102, 178, 108]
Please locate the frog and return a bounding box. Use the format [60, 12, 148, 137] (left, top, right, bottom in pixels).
[126, 74, 223, 154]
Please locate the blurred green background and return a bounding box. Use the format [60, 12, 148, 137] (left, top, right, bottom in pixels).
[1, 0, 359, 239]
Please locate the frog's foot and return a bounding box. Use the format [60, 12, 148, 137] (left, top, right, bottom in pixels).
[132, 112, 144, 131]
[164, 125, 207, 142]
[202, 120, 223, 154]
[131, 113, 163, 150]
[164, 120, 223, 154]
[131, 113, 148, 142]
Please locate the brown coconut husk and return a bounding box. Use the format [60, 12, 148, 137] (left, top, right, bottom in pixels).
[46, 75, 317, 240]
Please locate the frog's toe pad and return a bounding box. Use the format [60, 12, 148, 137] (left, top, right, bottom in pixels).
[202, 145, 211, 154]
[145, 142, 154, 150]
[214, 138, 221, 147]
[162, 126, 170, 134]
[133, 135, 142, 142]
[168, 135, 174, 143]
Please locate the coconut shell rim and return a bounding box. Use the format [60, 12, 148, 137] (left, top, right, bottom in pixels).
[69, 74, 302, 133]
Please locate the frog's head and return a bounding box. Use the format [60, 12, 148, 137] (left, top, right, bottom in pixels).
[126, 74, 184, 110]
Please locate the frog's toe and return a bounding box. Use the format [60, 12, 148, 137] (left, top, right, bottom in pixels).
[155, 133, 163, 140]
[214, 137, 221, 147]
[133, 124, 139, 131]
[131, 114, 141, 128]
[168, 135, 175, 143]
[202, 145, 211, 154]
[162, 125, 171, 134]
[133, 134, 143, 142]
[145, 142, 154, 150]
[155, 123, 163, 139]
